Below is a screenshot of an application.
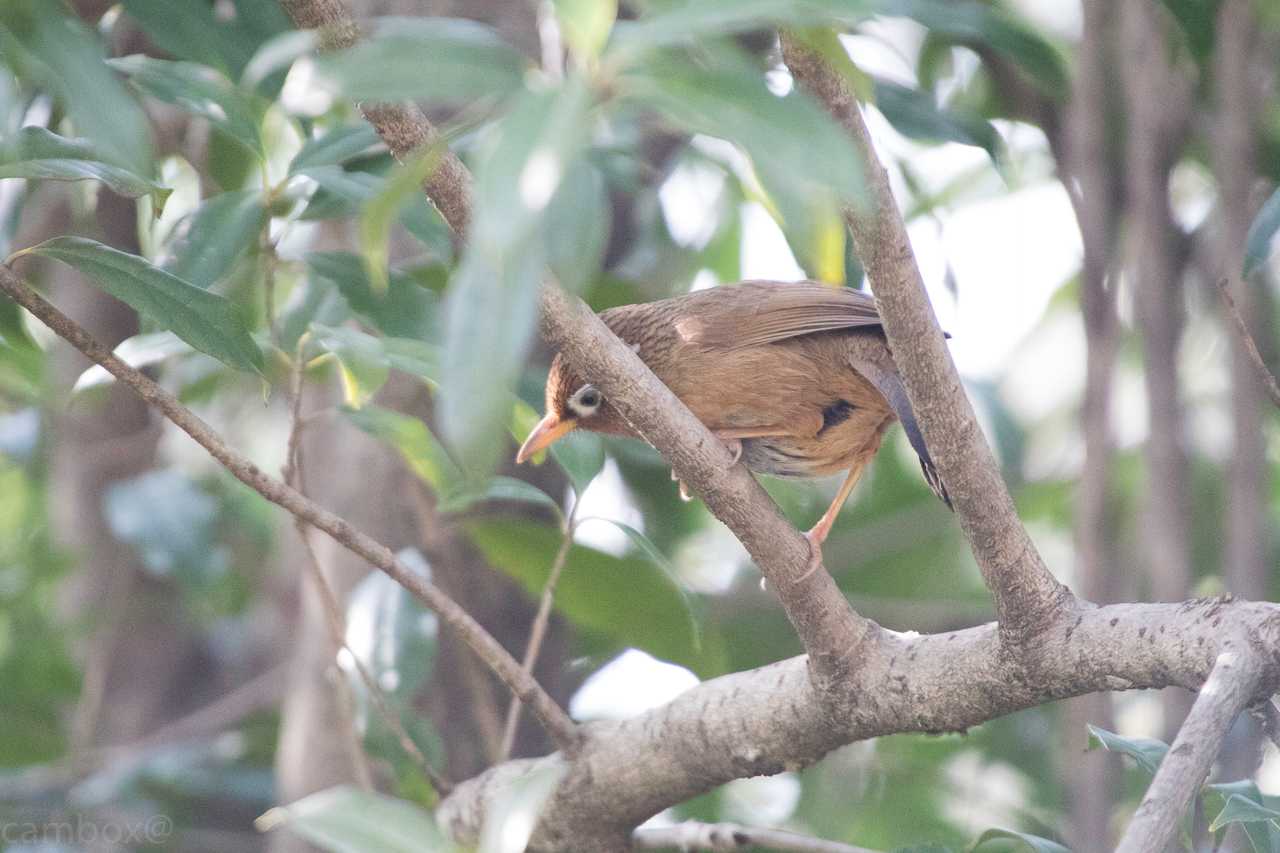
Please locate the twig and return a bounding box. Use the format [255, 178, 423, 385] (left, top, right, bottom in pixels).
[283, 348, 450, 794]
[633, 821, 880, 853]
[1115, 653, 1263, 853]
[327, 662, 375, 791]
[779, 34, 1071, 643]
[0, 263, 579, 752]
[1216, 277, 1280, 409]
[499, 500, 579, 760]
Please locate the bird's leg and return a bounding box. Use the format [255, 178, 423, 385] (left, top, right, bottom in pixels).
[799, 461, 868, 577]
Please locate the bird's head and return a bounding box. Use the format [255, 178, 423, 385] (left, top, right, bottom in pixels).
[515, 353, 625, 463]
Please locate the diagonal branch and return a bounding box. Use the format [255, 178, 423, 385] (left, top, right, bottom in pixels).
[0, 263, 579, 752]
[1115, 653, 1264, 853]
[276, 0, 874, 697]
[1217, 276, 1280, 409]
[779, 35, 1072, 644]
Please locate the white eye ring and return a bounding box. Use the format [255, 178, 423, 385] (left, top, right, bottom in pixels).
[568, 384, 603, 417]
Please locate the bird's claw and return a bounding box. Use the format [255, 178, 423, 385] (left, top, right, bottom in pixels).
[794, 527, 827, 584]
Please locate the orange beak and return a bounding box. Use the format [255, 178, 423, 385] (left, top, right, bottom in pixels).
[516, 413, 578, 463]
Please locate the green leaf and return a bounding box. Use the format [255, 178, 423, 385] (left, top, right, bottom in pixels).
[108, 55, 266, 160]
[307, 252, 439, 340]
[298, 166, 454, 262]
[886, 0, 1068, 96]
[466, 518, 699, 665]
[1244, 187, 1280, 277]
[120, 0, 256, 76]
[290, 125, 383, 175]
[311, 324, 390, 408]
[342, 405, 465, 498]
[477, 765, 566, 853]
[611, 0, 873, 56]
[437, 476, 563, 516]
[874, 79, 1003, 164]
[1086, 724, 1168, 776]
[549, 430, 605, 495]
[361, 147, 448, 294]
[315, 18, 529, 105]
[0, 1, 154, 175]
[554, 0, 618, 61]
[383, 338, 442, 384]
[969, 828, 1070, 853]
[1209, 794, 1280, 834]
[20, 237, 264, 373]
[623, 49, 862, 276]
[0, 127, 169, 203]
[1204, 781, 1280, 853]
[578, 516, 675, 575]
[439, 78, 593, 474]
[257, 786, 454, 853]
[544, 159, 610, 292]
[162, 190, 267, 289]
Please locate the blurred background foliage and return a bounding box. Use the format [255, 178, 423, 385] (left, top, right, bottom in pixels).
[0, 0, 1278, 851]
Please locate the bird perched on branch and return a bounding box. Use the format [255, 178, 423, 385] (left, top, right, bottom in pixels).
[517, 280, 951, 558]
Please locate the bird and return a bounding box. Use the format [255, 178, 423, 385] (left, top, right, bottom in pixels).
[516, 280, 951, 560]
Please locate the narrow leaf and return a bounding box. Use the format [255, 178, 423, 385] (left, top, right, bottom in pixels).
[1086, 724, 1168, 776]
[970, 828, 1070, 853]
[20, 237, 263, 373]
[73, 331, 193, 392]
[554, 0, 618, 61]
[611, 0, 874, 56]
[342, 405, 465, 498]
[437, 476, 563, 516]
[290, 125, 382, 175]
[108, 55, 266, 159]
[1244, 187, 1280, 277]
[257, 786, 453, 853]
[1209, 794, 1280, 833]
[310, 324, 390, 408]
[315, 18, 529, 105]
[466, 519, 700, 665]
[306, 252, 440, 340]
[0, 126, 169, 202]
[161, 190, 267, 289]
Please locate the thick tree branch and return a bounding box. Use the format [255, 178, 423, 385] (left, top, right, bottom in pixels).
[633, 821, 879, 852]
[277, 0, 874, 697]
[778, 36, 1071, 643]
[438, 596, 1280, 850]
[0, 264, 579, 752]
[1116, 653, 1264, 852]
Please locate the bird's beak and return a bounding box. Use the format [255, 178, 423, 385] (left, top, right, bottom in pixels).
[516, 413, 578, 463]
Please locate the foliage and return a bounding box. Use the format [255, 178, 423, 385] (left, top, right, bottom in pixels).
[0, 0, 1276, 850]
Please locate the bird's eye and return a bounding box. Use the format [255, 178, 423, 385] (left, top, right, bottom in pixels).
[569, 385, 602, 416]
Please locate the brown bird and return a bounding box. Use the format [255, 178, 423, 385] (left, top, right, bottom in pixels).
[517, 281, 950, 557]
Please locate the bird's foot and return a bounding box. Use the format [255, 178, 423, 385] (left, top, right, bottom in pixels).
[671, 469, 694, 502]
[795, 524, 830, 583]
[670, 436, 742, 501]
[716, 435, 743, 466]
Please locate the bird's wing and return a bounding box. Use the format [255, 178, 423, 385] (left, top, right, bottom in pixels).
[851, 358, 952, 508]
[674, 281, 883, 350]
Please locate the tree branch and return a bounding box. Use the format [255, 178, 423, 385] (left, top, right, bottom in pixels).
[1116, 653, 1265, 853]
[778, 36, 1071, 643]
[438, 596, 1280, 851]
[0, 263, 579, 752]
[633, 820, 880, 852]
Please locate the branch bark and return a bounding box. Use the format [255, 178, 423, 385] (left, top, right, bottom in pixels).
[0, 263, 579, 752]
[1116, 653, 1264, 853]
[778, 35, 1072, 644]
